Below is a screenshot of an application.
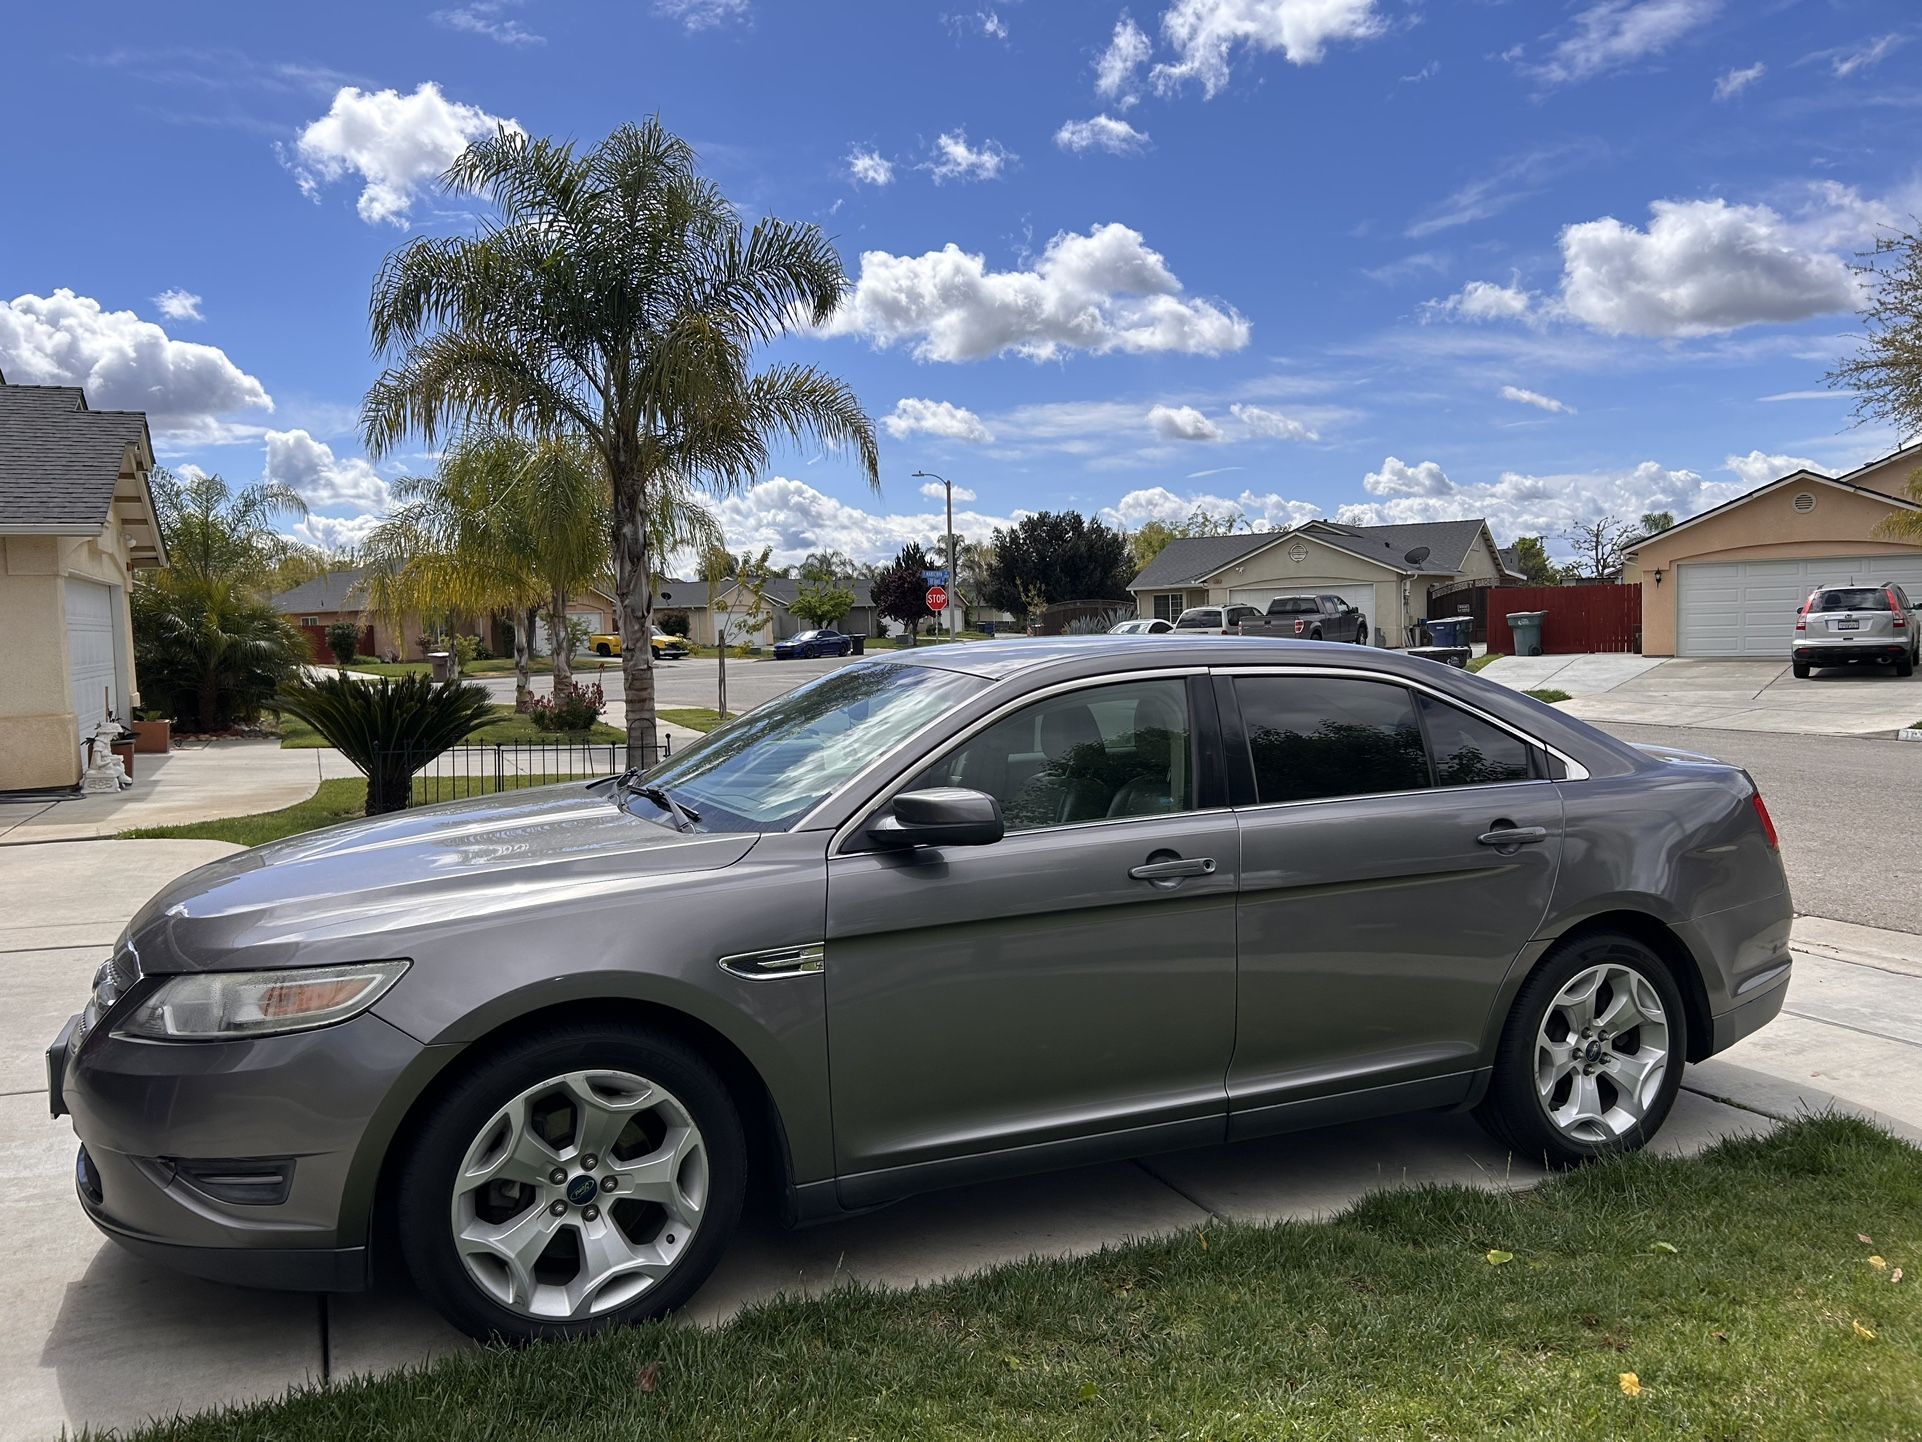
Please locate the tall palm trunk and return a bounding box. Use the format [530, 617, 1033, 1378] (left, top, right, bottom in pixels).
[549, 588, 574, 689]
[613, 466, 660, 770]
[512, 607, 533, 711]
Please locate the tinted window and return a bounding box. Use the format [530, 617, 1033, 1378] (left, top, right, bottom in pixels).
[1813, 588, 1890, 612]
[1267, 597, 1317, 615]
[911, 679, 1194, 831]
[1418, 694, 1534, 786]
[1236, 676, 1428, 804]
[1175, 610, 1220, 630]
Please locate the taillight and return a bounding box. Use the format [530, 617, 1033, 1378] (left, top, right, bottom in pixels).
[1890, 589, 1906, 627]
[1796, 591, 1815, 631]
[1294, 618, 1305, 635]
[1749, 791, 1779, 851]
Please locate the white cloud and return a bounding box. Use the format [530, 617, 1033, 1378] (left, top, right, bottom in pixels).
[263, 428, 392, 511]
[883, 397, 995, 444]
[919, 479, 979, 502]
[1831, 34, 1903, 78]
[948, 8, 1007, 40]
[653, 0, 749, 30]
[1102, 485, 1321, 532]
[1421, 280, 1537, 323]
[821, 222, 1251, 362]
[1500, 385, 1573, 414]
[287, 83, 519, 226]
[0, 289, 272, 440]
[1525, 0, 1720, 87]
[1152, 0, 1386, 98]
[713, 476, 1019, 568]
[846, 145, 894, 186]
[922, 129, 1013, 183]
[1095, 13, 1153, 101]
[152, 288, 204, 322]
[1364, 456, 1455, 497]
[1230, 403, 1318, 440]
[1724, 450, 1830, 488]
[290, 513, 385, 551]
[1055, 114, 1151, 155]
[1713, 61, 1763, 100]
[432, 0, 543, 45]
[1559, 198, 1856, 337]
[1148, 404, 1223, 441]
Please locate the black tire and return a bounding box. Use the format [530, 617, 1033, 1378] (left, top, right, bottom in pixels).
[1473, 930, 1687, 1168]
[1791, 660, 1810, 679]
[397, 1023, 746, 1344]
[1898, 651, 1915, 679]
[1308, 628, 1322, 641]
[595, 642, 612, 657]
[1353, 618, 1368, 644]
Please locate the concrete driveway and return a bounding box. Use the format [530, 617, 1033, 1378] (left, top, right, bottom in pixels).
[1481, 654, 1922, 735]
[5, 838, 1920, 1437]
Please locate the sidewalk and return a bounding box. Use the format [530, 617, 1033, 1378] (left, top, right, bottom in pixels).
[2, 836, 1916, 1436]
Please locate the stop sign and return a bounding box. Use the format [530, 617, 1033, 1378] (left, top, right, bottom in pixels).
[925, 585, 949, 612]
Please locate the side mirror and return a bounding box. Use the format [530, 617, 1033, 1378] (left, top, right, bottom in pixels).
[866, 787, 1005, 849]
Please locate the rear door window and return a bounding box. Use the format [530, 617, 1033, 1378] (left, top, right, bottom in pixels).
[1417, 694, 1535, 786]
[1234, 676, 1429, 804]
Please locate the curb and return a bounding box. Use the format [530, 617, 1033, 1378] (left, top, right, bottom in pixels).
[1899, 728, 1922, 743]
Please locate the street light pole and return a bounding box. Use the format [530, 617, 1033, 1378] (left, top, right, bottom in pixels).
[911, 469, 959, 639]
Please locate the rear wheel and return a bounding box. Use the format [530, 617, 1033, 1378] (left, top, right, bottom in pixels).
[595, 643, 612, 657]
[397, 1024, 745, 1344]
[1474, 931, 1685, 1167]
[1791, 660, 1810, 679]
[1898, 650, 1915, 678]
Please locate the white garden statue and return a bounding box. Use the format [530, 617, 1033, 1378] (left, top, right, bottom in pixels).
[80, 717, 132, 795]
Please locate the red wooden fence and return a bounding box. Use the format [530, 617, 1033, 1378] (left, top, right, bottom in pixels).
[1485, 585, 1640, 655]
[300, 624, 376, 661]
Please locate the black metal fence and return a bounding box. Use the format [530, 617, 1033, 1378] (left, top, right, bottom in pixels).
[390, 738, 673, 805]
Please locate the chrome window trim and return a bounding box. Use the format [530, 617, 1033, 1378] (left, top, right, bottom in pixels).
[1214, 662, 1592, 786]
[830, 666, 1210, 855]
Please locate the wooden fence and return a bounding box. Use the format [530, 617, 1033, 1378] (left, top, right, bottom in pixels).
[1485, 585, 1640, 655]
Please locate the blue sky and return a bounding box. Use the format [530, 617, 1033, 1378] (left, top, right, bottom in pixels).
[3, 0, 1917, 567]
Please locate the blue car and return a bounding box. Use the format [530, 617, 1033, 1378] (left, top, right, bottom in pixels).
[773, 627, 855, 659]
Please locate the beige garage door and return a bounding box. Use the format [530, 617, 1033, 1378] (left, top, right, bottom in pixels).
[1676, 556, 1922, 656]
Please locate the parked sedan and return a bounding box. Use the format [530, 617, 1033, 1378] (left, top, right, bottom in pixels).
[1792, 583, 1917, 678]
[50, 637, 1791, 1345]
[773, 628, 854, 659]
[1110, 618, 1174, 634]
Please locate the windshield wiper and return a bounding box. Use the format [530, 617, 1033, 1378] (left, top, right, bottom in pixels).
[615, 770, 702, 832]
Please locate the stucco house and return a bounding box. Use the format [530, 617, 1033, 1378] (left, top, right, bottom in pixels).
[1623, 444, 1922, 656]
[1129, 517, 1518, 647]
[0, 373, 165, 791]
[271, 568, 615, 660]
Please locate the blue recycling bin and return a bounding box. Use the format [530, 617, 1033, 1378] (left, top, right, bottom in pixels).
[1423, 617, 1471, 648]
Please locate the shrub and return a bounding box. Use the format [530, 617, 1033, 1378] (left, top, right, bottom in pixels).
[275, 673, 494, 814]
[324, 621, 360, 671]
[452, 633, 485, 669]
[658, 610, 691, 638]
[132, 584, 306, 732]
[528, 681, 605, 733]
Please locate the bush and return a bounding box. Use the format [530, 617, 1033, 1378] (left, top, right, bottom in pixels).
[452, 633, 485, 669]
[528, 681, 606, 733]
[131, 583, 306, 731]
[658, 610, 692, 638]
[324, 621, 360, 670]
[274, 673, 494, 815]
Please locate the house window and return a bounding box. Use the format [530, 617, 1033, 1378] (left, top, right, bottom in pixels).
[300, 616, 320, 627]
[1151, 593, 1185, 621]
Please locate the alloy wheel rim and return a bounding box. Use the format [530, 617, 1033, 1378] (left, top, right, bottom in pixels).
[1533, 963, 1670, 1145]
[449, 1069, 708, 1320]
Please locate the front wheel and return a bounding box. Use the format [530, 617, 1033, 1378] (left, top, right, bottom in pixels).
[1474, 931, 1685, 1167]
[397, 1024, 745, 1344]
[1352, 618, 1368, 645]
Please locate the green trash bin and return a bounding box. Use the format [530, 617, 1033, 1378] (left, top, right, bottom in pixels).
[1506, 611, 1547, 658]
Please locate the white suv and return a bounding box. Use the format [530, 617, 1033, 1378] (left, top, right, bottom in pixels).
[1792, 583, 1918, 678]
[1173, 604, 1263, 635]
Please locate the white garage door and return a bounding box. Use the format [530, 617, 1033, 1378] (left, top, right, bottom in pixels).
[66, 578, 119, 739]
[1228, 581, 1384, 642]
[1677, 556, 1922, 657]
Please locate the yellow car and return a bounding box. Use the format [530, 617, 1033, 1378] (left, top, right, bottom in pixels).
[587, 630, 690, 660]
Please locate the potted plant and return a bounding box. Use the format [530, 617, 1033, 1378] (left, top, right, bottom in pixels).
[130, 707, 172, 755]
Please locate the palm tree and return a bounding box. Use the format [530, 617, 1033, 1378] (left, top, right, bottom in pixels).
[361, 119, 880, 766]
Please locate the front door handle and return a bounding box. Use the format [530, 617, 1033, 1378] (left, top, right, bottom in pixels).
[1477, 825, 1550, 848]
[1130, 857, 1217, 881]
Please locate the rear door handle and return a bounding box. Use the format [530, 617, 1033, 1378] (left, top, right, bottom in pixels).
[1129, 857, 1217, 881]
[1477, 826, 1550, 848]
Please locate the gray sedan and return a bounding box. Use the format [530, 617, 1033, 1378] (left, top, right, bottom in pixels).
[49, 638, 1792, 1343]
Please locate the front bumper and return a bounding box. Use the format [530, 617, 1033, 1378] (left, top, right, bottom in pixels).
[53, 1006, 451, 1292]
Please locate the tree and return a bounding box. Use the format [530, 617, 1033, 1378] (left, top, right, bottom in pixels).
[1559, 516, 1637, 581]
[1507, 536, 1561, 586]
[705, 546, 773, 720]
[325, 621, 361, 672]
[873, 541, 936, 643]
[276, 673, 493, 815]
[790, 579, 855, 630]
[1639, 511, 1676, 535]
[361, 119, 879, 769]
[132, 469, 315, 730]
[1127, 507, 1243, 572]
[985, 512, 1133, 615]
[1830, 226, 1922, 543]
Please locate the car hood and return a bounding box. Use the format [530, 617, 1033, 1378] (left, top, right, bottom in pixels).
[121, 783, 758, 975]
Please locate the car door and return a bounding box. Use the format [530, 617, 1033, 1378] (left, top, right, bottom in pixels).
[1219, 667, 1564, 1136]
[823, 673, 1237, 1204]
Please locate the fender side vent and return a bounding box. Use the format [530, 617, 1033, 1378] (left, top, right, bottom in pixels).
[719, 943, 825, 980]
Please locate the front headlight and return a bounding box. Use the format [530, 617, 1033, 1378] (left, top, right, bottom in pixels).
[114, 961, 409, 1041]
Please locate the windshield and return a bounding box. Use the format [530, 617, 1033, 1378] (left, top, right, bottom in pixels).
[1812, 588, 1890, 612]
[1174, 610, 1219, 630]
[628, 662, 984, 833]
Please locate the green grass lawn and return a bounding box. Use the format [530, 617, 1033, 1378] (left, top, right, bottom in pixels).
[277, 704, 623, 748]
[113, 1116, 1919, 1441]
[343, 658, 605, 678]
[1525, 687, 1573, 703]
[1467, 651, 1504, 673]
[656, 707, 734, 733]
[118, 773, 594, 846]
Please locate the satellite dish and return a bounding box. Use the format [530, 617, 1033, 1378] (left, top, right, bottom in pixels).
[1404, 545, 1431, 566]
